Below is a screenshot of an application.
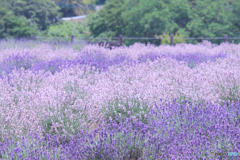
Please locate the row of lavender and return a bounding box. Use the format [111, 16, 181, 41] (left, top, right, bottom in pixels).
[0, 45, 225, 76]
[0, 42, 239, 159]
[1, 101, 239, 159]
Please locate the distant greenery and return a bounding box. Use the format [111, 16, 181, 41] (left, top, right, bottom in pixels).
[2, 0, 61, 31]
[45, 21, 90, 40]
[0, 0, 38, 38]
[88, 0, 124, 38]
[155, 32, 186, 45]
[96, 0, 106, 5]
[0, 0, 97, 39]
[54, 0, 96, 17]
[2, 0, 239, 45]
[88, 0, 240, 45]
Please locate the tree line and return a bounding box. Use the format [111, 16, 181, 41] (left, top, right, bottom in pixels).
[1, 0, 239, 45]
[88, 0, 240, 44]
[0, 0, 99, 39]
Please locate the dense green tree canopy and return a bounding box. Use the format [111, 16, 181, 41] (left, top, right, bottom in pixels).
[0, 0, 8, 38]
[0, 0, 98, 39]
[0, 0, 37, 38]
[96, 0, 106, 5]
[46, 21, 89, 40]
[88, 0, 240, 44]
[186, 0, 234, 38]
[54, 0, 96, 17]
[2, 0, 61, 30]
[88, 0, 125, 37]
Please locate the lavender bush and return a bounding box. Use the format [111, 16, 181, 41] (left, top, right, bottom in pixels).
[0, 53, 41, 77]
[145, 100, 240, 159]
[102, 98, 151, 125]
[0, 132, 63, 160]
[138, 52, 226, 68]
[32, 58, 73, 74]
[171, 52, 226, 68]
[1, 100, 239, 159]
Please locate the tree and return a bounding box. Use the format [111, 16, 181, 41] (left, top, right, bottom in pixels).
[54, 0, 96, 17]
[96, 0, 106, 5]
[0, 0, 8, 38]
[46, 21, 89, 40]
[156, 33, 186, 45]
[186, 0, 234, 38]
[88, 0, 125, 37]
[229, 0, 240, 36]
[88, 0, 240, 45]
[0, 0, 37, 38]
[2, 0, 61, 30]
[4, 16, 38, 38]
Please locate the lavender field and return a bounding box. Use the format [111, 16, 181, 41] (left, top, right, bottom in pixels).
[0, 41, 239, 159]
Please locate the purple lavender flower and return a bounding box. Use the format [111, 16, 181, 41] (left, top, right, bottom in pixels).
[137, 52, 167, 63]
[31, 58, 73, 74]
[171, 52, 226, 68]
[0, 53, 41, 77]
[137, 52, 226, 68]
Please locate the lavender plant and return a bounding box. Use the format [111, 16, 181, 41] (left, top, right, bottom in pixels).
[171, 52, 226, 68]
[0, 132, 63, 160]
[102, 98, 152, 125]
[60, 100, 240, 159]
[144, 100, 240, 159]
[31, 58, 73, 74]
[41, 102, 87, 140]
[0, 100, 240, 159]
[218, 83, 240, 106]
[137, 52, 226, 68]
[0, 54, 41, 77]
[60, 116, 150, 160]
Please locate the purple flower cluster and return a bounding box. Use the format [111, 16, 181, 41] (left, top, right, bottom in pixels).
[0, 52, 135, 76]
[0, 53, 41, 77]
[137, 52, 167, 63]
[171, 53, 226, 68]
[1, 100, 239, 159]
[31, 58, 73, 74]
[138, 52, 226, 68]
[145, 100, 240, 159]
[60, 118, 149, 160]
[0, 133, 63, 160]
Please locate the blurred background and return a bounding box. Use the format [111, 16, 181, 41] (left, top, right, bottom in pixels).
[0, 0, 240, 46]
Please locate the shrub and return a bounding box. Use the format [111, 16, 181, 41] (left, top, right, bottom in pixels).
[155, 32, 186, 45]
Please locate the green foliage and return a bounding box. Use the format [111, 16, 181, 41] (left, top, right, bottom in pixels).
[156, 32, 186, 45]
[2, 0, 61, 30]
[0, 0, 38, 38]
[4, 16, 38, 38]
[45, 21, 89, 40]
[88, 0, 125, 37]
[54, 0, 96, 17]
[96, 0, 106, 5]
[186, 0, 234, 39]
[0, 1, 10, 38]
[89, 0, 240, 44]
